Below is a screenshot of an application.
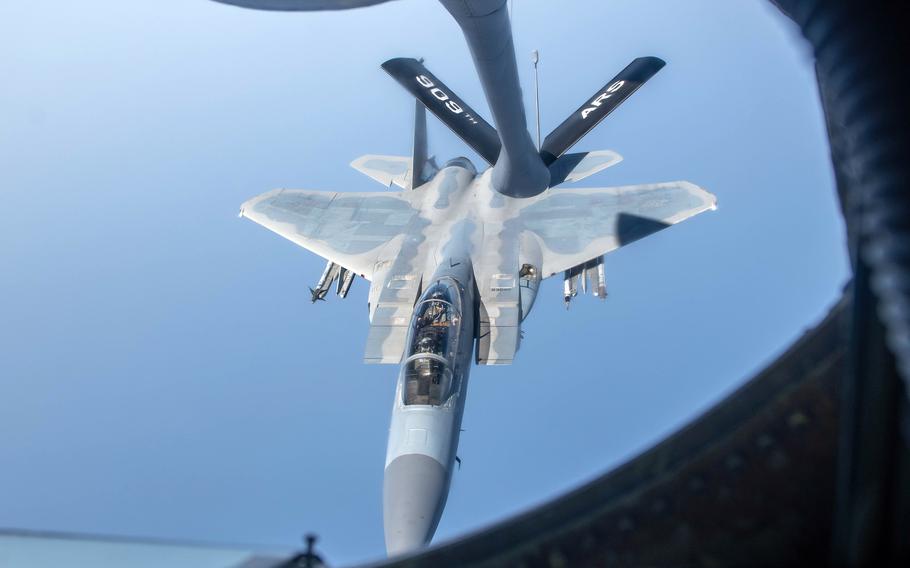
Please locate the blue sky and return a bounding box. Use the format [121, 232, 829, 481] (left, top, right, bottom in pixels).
[0, 1, 849, 565]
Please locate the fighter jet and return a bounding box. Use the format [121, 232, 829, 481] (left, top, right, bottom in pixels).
[217, 0, 716, 556]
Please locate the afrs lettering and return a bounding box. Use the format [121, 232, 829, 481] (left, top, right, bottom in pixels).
[416, 75, 479, 124]
[580, 80, 625, 119]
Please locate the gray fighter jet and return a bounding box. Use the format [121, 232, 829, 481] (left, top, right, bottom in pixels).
[217, 0, 716, 556]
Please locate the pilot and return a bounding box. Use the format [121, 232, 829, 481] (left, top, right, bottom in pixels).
[415, 304, 436, 328]
[417, 335, 435, 354]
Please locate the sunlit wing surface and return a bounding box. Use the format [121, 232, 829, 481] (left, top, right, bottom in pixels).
[240, 189, 418, 280]
[517, 181, 716, 277]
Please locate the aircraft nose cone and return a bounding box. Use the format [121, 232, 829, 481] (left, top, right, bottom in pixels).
[383, 453, 448, 556]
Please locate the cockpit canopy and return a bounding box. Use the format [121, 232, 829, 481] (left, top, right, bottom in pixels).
[401, 278, 463, 406]
[402, 356, 452, 407]
[409, 290, 460, 360]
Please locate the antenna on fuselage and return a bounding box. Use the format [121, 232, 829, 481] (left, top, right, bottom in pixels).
[532, 49, 541, 151]
[512, 2, 542, 152]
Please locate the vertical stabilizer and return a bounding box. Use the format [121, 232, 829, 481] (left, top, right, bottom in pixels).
[412, 99, 430, 189]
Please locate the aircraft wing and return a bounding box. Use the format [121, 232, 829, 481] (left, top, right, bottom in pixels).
[519, 181, 716, 277]
[240, 189, 419, 281]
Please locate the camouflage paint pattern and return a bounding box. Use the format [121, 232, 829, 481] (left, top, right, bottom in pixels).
[240, 155, 716, 364]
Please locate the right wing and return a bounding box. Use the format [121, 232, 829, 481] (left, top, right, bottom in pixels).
[240, 189, 419, 280]
[517, 181, 717, 277]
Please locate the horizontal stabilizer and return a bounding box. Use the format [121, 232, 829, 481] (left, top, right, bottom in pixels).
[540, 57, 666, 164]
[548, 150, 623, 186]
[382, 58, 502, 165]
[350, 155, 412, 188]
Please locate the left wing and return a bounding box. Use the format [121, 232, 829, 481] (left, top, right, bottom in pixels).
[240, 189, 419, 280]
[517, 181, 716, 277]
